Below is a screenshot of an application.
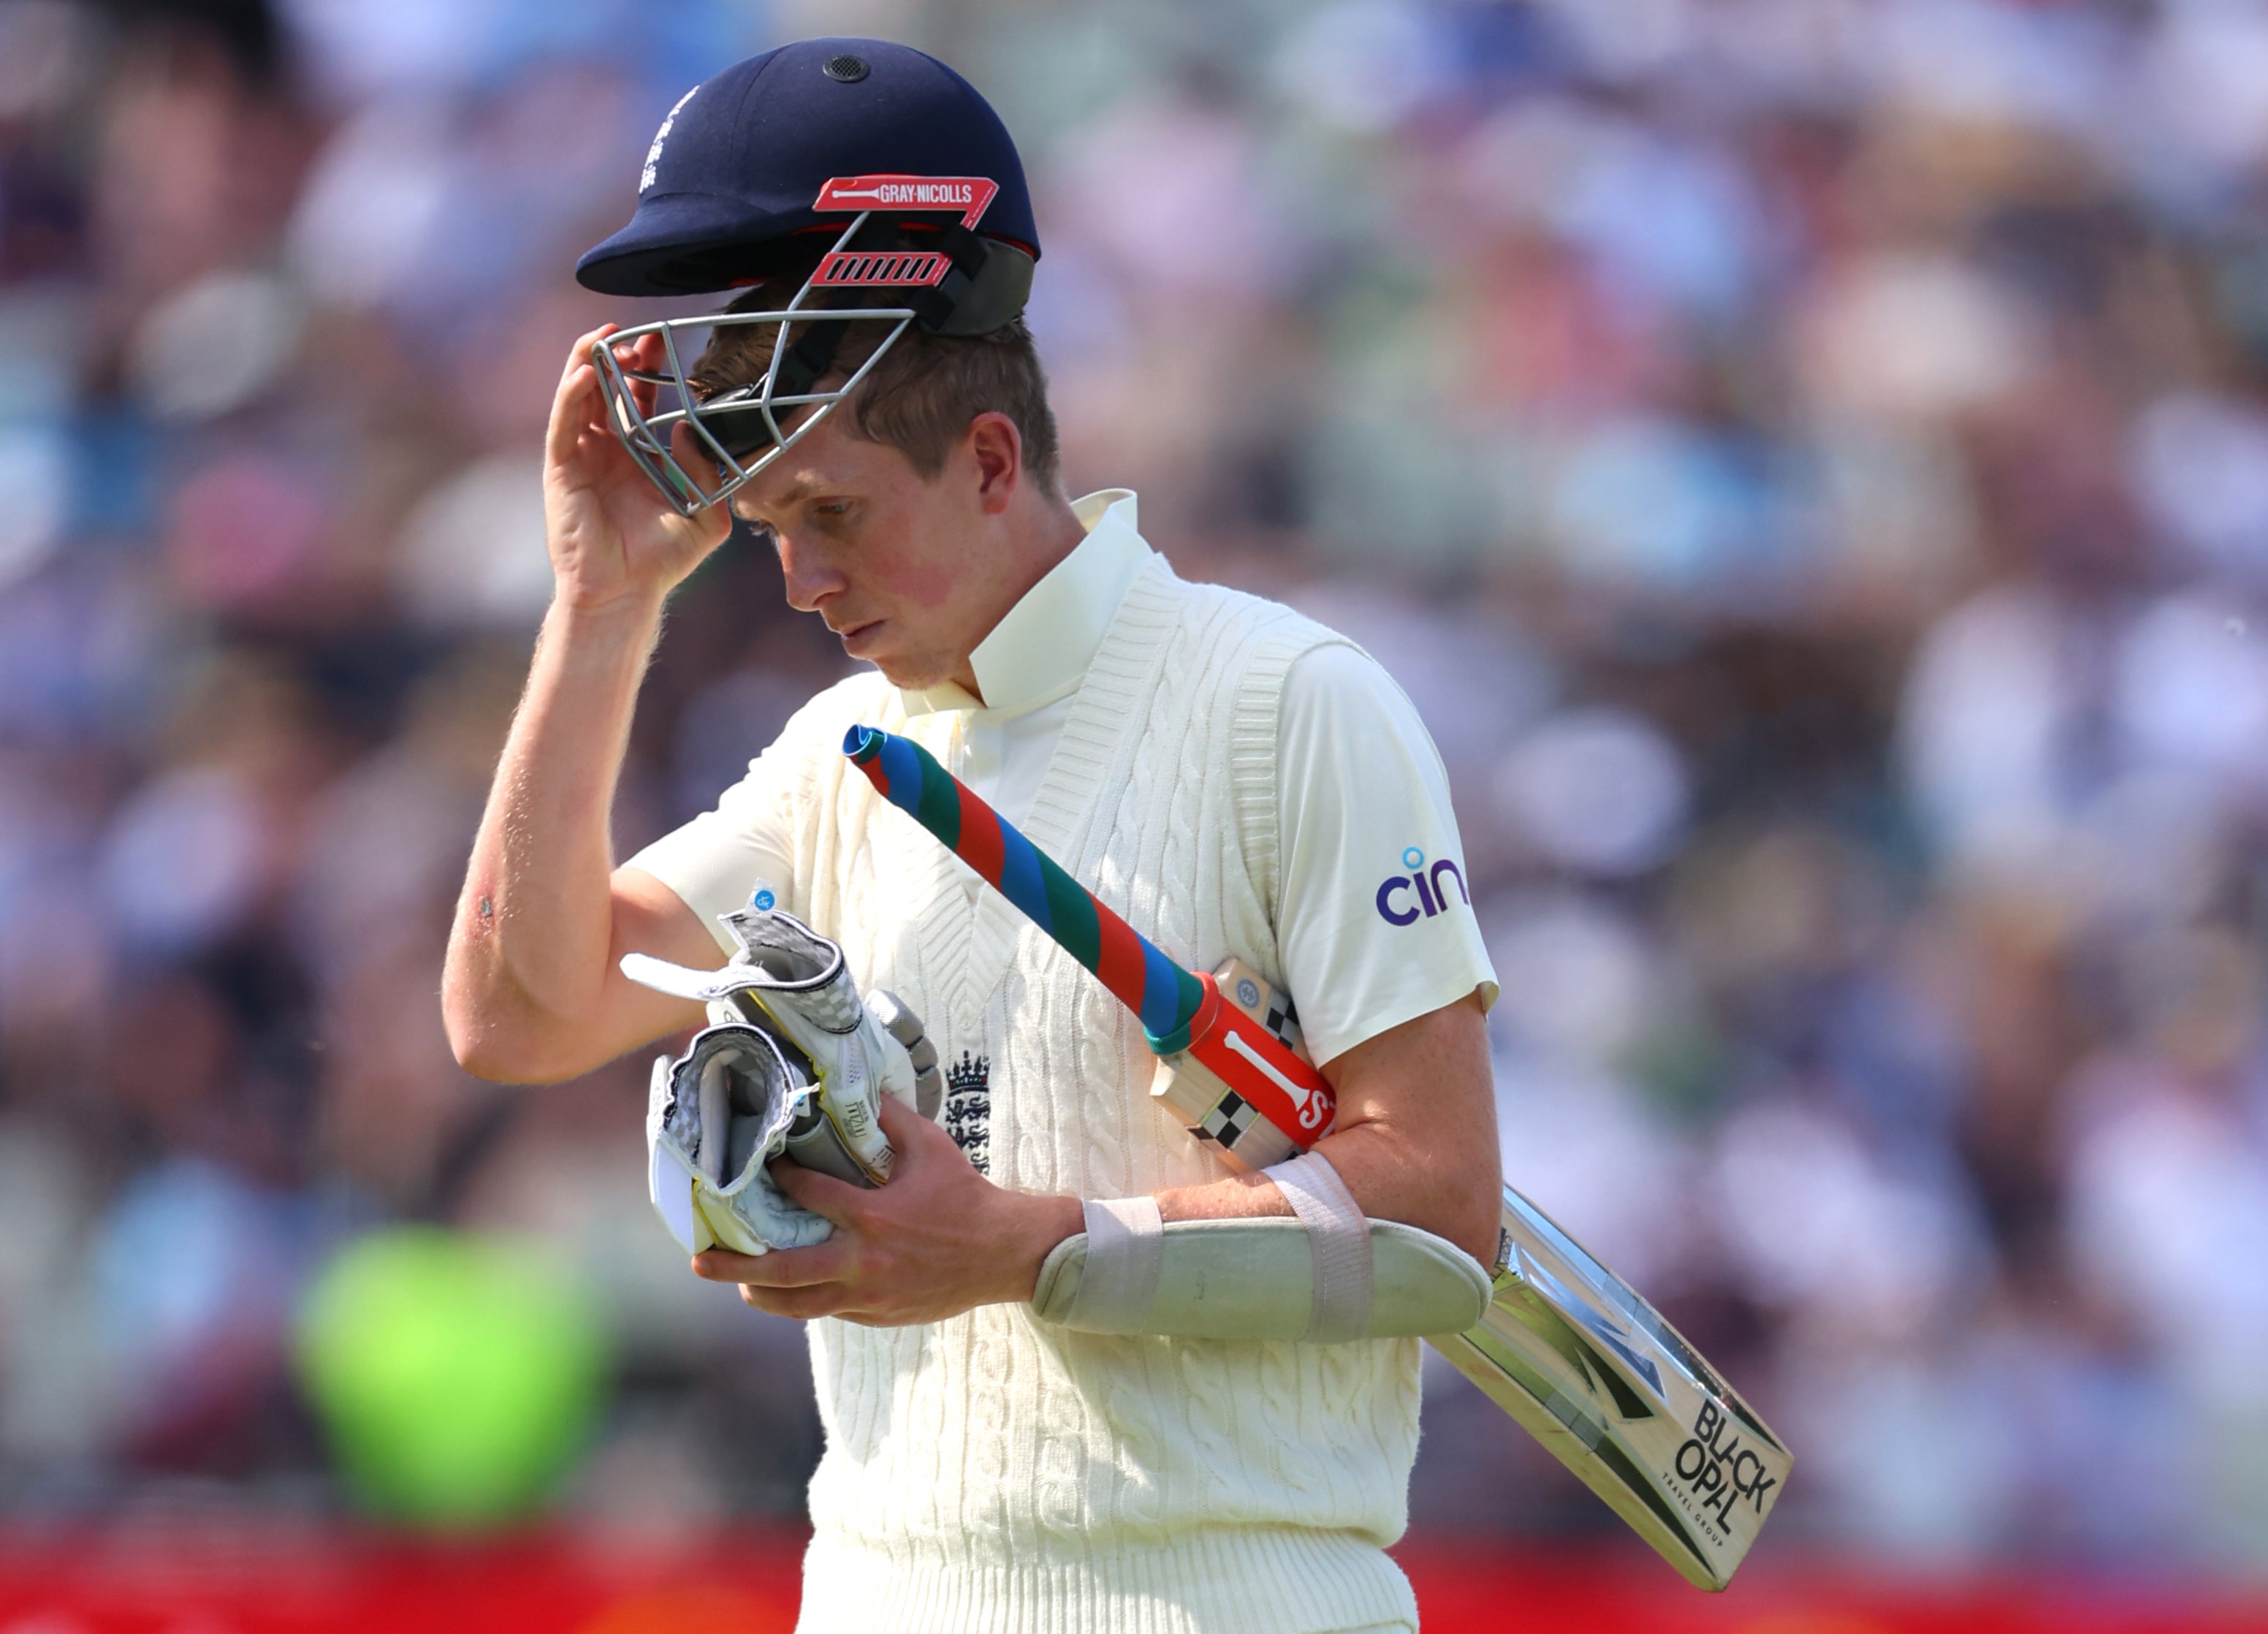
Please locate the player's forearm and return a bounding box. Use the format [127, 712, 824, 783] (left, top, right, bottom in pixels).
[1152, 1119, 1501, 1269]
[1155, 995, 1504, 1266]
[444, 590, 664, 1079]
[1317, 1114, 1502, 1264]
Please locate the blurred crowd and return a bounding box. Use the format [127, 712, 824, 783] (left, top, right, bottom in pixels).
[2, 0, 2267, 1576]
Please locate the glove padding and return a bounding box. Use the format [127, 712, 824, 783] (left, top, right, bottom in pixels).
[863, 987, 945, 1123]
[647, 1022, 834, 1255]
[625, 907, 943, 1193]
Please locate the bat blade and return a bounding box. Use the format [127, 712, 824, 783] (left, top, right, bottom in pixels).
[1176, 960, 1791, 1592]
[1434, 1188, 1790, 1592]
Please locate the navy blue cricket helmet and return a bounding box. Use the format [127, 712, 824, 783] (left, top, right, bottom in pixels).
[576, 39, 1043, 515]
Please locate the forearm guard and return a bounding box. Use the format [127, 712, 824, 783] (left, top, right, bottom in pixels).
[1029, 1152, 1491, 1343]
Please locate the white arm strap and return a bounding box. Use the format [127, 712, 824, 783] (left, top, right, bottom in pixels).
[1268, 1151, 1374, 1342]
[1063, 1196, 1165, 1334]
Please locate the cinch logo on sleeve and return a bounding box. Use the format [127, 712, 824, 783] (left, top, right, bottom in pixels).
[1376, 846, 1469, 927]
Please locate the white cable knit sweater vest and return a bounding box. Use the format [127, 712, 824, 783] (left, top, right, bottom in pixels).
[766, 558, 1424, 1634]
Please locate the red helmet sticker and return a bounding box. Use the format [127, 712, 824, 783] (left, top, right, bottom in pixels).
[813, 175, 1000, 229]
[811, 250, 953, 289]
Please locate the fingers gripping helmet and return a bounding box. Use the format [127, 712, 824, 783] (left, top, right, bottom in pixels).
[575, 39, 1040, 515]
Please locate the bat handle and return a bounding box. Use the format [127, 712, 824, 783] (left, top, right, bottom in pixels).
[1150, 965, 1336, 1171]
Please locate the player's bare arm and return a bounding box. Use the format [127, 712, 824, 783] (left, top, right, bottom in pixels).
[1162, 990, 1502, 1261]
[696, 991, 1499, 1325]
[441, 329, 736, 1083]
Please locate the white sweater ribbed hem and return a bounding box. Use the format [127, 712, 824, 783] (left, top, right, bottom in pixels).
[795, 1526, 1419, 1634]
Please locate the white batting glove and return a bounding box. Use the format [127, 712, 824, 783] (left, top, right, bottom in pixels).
[865, 986, 945, 1122]
[623, 908, 941, 1188]
[646, 1022, 833, 1256]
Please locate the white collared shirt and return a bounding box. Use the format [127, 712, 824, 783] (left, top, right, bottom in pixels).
[628, 490, 1496, 1065]
[895, 488, 1154, 829]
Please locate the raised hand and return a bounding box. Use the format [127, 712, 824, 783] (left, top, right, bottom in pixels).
[542, 325, 734, 612]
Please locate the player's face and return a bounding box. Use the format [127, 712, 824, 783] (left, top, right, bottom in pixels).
[726, 409, 1016, 691]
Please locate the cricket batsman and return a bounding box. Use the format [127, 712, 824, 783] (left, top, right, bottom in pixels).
[442, 37, 1504, 1634]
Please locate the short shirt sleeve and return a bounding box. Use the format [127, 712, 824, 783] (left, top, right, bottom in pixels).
[623, 674, 874, 956]
[1274, 643, 1499, 1066]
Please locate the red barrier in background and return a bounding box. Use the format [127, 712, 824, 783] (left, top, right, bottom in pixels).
[2, 1529, 2264, 1633]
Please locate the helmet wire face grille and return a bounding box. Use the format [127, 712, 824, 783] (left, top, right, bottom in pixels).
[590, 209, 916, 517]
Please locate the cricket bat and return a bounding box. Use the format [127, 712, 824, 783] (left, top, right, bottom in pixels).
[1183, 958, 1789, 1592]
[844, 726, 1792, 1590]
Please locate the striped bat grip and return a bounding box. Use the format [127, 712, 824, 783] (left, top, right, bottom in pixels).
[842, 725, 1336, 1161]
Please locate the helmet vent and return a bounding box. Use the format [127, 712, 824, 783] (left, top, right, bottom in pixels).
[822, 54, 869, 83]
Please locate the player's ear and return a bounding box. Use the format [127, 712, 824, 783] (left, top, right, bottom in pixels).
[967, 411, 1021, 514]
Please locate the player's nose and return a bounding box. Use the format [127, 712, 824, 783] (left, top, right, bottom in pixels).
[772, 530, 850, 615]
